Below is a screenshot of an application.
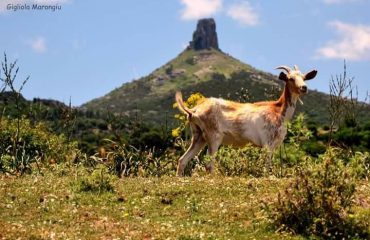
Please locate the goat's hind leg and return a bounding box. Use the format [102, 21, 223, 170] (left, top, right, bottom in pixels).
[177, 126, 206, 177]
[205, 135, 222, 174]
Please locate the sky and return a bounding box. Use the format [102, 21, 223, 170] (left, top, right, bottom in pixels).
[0, 0, 369, 106]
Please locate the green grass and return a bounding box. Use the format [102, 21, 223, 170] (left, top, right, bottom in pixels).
[1, 168, 370, 239]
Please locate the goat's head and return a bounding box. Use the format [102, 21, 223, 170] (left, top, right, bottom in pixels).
[276, 65, 317, 95]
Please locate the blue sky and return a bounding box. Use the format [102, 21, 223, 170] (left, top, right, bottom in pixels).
[0, 0, 369, 106]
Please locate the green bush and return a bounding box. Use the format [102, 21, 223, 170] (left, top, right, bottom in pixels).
[211, 72, 226, 82]
[101, 139, 176, 177]
[302, 141, 326, 157]
[271, 147, 369, 239]
[76, 165, 116, 193]
[335, 127, 361, 146]
[185, 57, 196, 65]
[277, 114, 314, 167]
[215, 145, 268, 177]
[286, 114, 312, 147]
[348, 151, 370, 180]
[165, 64, 173, 75]
[0, 117, 78, 174]
[363, 121, 370, 131]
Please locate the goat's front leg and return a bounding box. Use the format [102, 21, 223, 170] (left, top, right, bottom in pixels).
[205, 136, 222, 174]
[265, 132, 285, 172]
[265, 149, 273, 172]
[264, 144, 277, 173]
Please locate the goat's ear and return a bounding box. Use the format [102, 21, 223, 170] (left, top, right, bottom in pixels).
[278, 72, 288, 81]
[304, 70, 317, 81]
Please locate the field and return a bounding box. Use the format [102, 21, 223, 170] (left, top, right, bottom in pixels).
[1, 166, 370, 240]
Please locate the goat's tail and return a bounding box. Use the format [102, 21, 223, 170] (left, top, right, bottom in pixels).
[175, 91, 193, 118]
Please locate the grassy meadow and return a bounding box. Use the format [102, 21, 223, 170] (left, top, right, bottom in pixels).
[2, 167, 369, 240]
[0, 171, 299, 240]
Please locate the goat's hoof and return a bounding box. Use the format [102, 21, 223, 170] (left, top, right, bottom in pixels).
[205, 165, 214, 174]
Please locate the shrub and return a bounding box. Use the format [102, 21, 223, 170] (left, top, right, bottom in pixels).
[335, 127, 361, 146]
[76, 165, 116, 193]
[185, 57, 196, 65]
[0, 117, 78, 174]
[271, 147, 369, 239]
[278, 114, 314, 167]
[302, 141, 326, 157]
[215, 145, 268, 177]
[230, 70, 250, 80]
[286, 114, 312, 148]
[165, 64, 173, 75]
[101, 139, 176, 177]
[348, 151, 370, 180]
[363, 121, 370, 131]
[211, 72, 226, 82]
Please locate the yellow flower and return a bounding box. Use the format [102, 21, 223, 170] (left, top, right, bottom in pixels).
[172, 127, 182, 137]
[186, 92, 205, 108]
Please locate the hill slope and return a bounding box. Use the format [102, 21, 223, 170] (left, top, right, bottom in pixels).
[82, 47, 334, 124]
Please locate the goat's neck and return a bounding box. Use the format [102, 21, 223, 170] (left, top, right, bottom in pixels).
[277, 85, 299, 122]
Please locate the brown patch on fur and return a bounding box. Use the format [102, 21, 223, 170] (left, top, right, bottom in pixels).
[253, 83, 293, 126]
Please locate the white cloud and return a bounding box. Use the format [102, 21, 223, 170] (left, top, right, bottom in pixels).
[0, 0, 71, 13]
[315, 21, 370, 61]
[180, 0, 222, 20]
[28, 37, 47, 54]
[226, 1, 259, 26]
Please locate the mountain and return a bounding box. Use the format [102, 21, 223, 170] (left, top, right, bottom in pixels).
[81, 18, 367, 126]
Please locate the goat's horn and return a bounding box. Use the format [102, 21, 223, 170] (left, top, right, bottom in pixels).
[294, 65, 299, 71]
[275, 65, 291, 73]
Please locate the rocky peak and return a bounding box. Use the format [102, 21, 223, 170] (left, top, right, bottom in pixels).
[189, 18, 219, 51]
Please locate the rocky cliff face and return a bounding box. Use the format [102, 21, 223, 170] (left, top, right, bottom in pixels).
[189, 18, 219, 51]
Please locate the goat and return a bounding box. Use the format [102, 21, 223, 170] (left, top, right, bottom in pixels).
[175, 65, 317, 176]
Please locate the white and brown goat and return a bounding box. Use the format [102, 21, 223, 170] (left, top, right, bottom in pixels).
[175, 65, 317, 176]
